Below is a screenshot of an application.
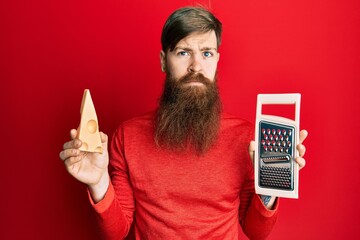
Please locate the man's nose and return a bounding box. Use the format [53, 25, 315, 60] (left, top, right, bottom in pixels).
[188, 54, 203, 73]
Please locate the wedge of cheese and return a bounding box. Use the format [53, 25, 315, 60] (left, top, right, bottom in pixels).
[77, 89, 103, 153]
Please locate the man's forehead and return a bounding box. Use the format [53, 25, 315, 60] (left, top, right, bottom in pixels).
[175, 31, 218, 50]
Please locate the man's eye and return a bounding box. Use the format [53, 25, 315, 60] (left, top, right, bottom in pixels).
[203, 51, 213, 57]
[178, 51, 189, 56]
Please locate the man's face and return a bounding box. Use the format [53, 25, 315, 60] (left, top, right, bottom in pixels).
[160, 30, 220, 86]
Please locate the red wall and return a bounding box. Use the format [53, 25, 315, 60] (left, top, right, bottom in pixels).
[1, 0, 359, 239]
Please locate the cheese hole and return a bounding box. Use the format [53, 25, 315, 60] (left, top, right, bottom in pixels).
[87, 120, 98, 134]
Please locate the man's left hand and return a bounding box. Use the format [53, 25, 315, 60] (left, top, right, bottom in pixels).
[248, 129, 308, 170]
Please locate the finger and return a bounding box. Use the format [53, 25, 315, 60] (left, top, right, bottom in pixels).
[248, 141, 255, 163]
[70, 129, 77, 140]
[299, 129, 308, 144]
[63, 138, 82, 150]
[295, 156, 306, 170]
[59, 148, 80, 161]
[297, 144, 306, 157]
[64, 155, 83, 168]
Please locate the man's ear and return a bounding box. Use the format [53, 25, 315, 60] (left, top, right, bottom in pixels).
[160, 50, 166, 72]
[217, 52, 220, 62]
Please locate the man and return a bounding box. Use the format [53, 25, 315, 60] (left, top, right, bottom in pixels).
[60, 6, 307, 239]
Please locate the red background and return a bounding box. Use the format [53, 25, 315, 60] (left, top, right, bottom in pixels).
[1, 0, 359, 239]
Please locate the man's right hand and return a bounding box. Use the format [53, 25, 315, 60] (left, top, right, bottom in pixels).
[59, 129, 110, 202]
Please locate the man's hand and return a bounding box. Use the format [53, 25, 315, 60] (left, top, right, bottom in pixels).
[248, 129, 308, 209]
[248, 129, 308, 169]
[59, 129, 110, 202]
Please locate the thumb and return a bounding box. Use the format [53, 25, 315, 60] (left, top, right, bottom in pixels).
[248, 141, 255, 165]
[99, 132, 108, 149]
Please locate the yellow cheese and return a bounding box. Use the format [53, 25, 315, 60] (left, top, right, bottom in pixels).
[77, 89, 103, 153]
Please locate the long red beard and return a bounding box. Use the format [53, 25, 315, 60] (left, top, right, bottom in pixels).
[154, 71, 222, 154]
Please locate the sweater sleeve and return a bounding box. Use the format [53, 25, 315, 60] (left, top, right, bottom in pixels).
[88, 127, 135, 240]
[242, 194, 279, 239]
[239, 155, 279, 240]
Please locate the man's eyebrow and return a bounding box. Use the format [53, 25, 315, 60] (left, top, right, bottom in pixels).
[201, 47, 218, 51]
[173, 46, 218, 51]
[173, 46, 193, 52]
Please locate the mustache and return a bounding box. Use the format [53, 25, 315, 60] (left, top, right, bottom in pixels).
[178, 72, 212, 85]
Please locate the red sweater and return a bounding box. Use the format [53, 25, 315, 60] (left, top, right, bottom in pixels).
[89, 112, 278, 239]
